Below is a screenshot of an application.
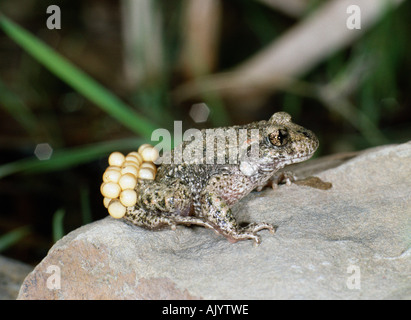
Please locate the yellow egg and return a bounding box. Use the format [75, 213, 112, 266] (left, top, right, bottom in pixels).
[103, 197, 111, 208]
[128, 151, 143, 164]
[138, 167, 156, 180]
[119, 189, 138, 207]
[141, 146, 159, 162]
[108, 200, 126, 219]
[108, 152, 125, 167]
[118, 173, 137, 190]
[101, 182, 121, 199]
[138, 144, 152, 154]
[100, 182, 106, 194]
[121, 165, 139, 177]
[106, 166, 121, 171]
[103, 169, 122, 183]
[122, 161, 140, 169]
[125, 154, 142, 166]
[140, 161, 157, 172]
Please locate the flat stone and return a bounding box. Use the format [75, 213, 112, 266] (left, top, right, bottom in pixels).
[0, 255, 33, 300]
[18, 142, 411, 299]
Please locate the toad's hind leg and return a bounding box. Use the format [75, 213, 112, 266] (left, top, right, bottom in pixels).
[134, 179, 192, 215]
[124, 207, 177, 230]
[123, 179, 214, 231]
[124, 203, 217, 232]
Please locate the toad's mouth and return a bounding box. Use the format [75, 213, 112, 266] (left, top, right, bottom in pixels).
[290, 153, 313, 163]
[259, 153, 314, 173]
[277, 153, 314, 168]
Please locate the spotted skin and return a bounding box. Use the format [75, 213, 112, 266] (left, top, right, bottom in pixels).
[124, 112, 319, 244]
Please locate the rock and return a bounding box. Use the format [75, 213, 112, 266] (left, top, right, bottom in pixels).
[18, 142, 411, 299]
[0, 255, 33, 300]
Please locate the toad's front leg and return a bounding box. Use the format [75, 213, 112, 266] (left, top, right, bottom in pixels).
[200, 177, 275, 245]
[256, 171, 297, 191]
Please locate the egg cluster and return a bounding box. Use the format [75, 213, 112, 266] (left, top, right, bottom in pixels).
[100, 144, 159, 219]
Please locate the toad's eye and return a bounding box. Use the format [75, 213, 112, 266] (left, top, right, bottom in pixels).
[268, 129, 288, 147]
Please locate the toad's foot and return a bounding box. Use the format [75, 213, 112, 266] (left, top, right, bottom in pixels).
[241, 222, 276, 234]
[256, 171, 297, 191]
[228, 223, 276, 246]
[226, 232, 261, 245]
[166, 215, 273, 246]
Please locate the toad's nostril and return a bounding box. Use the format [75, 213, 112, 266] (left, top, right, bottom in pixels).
[297, 130, 311, 138]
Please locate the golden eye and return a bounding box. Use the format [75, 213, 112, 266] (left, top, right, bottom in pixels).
[268, 129, 288, 147]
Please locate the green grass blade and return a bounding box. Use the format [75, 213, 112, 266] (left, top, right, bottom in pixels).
[0, 138, 145, 179]
[52, 209, 65, 242]
[0, 14, 158, 138]
[0, 226, 31, 252]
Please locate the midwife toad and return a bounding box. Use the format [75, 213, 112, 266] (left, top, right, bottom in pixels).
[124, 112, 319, 244]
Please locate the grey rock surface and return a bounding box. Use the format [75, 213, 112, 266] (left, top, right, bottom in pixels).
[0, 255, 33, 299]
[18, 142, 411, 299]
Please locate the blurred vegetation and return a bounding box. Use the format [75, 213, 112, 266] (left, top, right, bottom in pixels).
[0, 0, 410, 264]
